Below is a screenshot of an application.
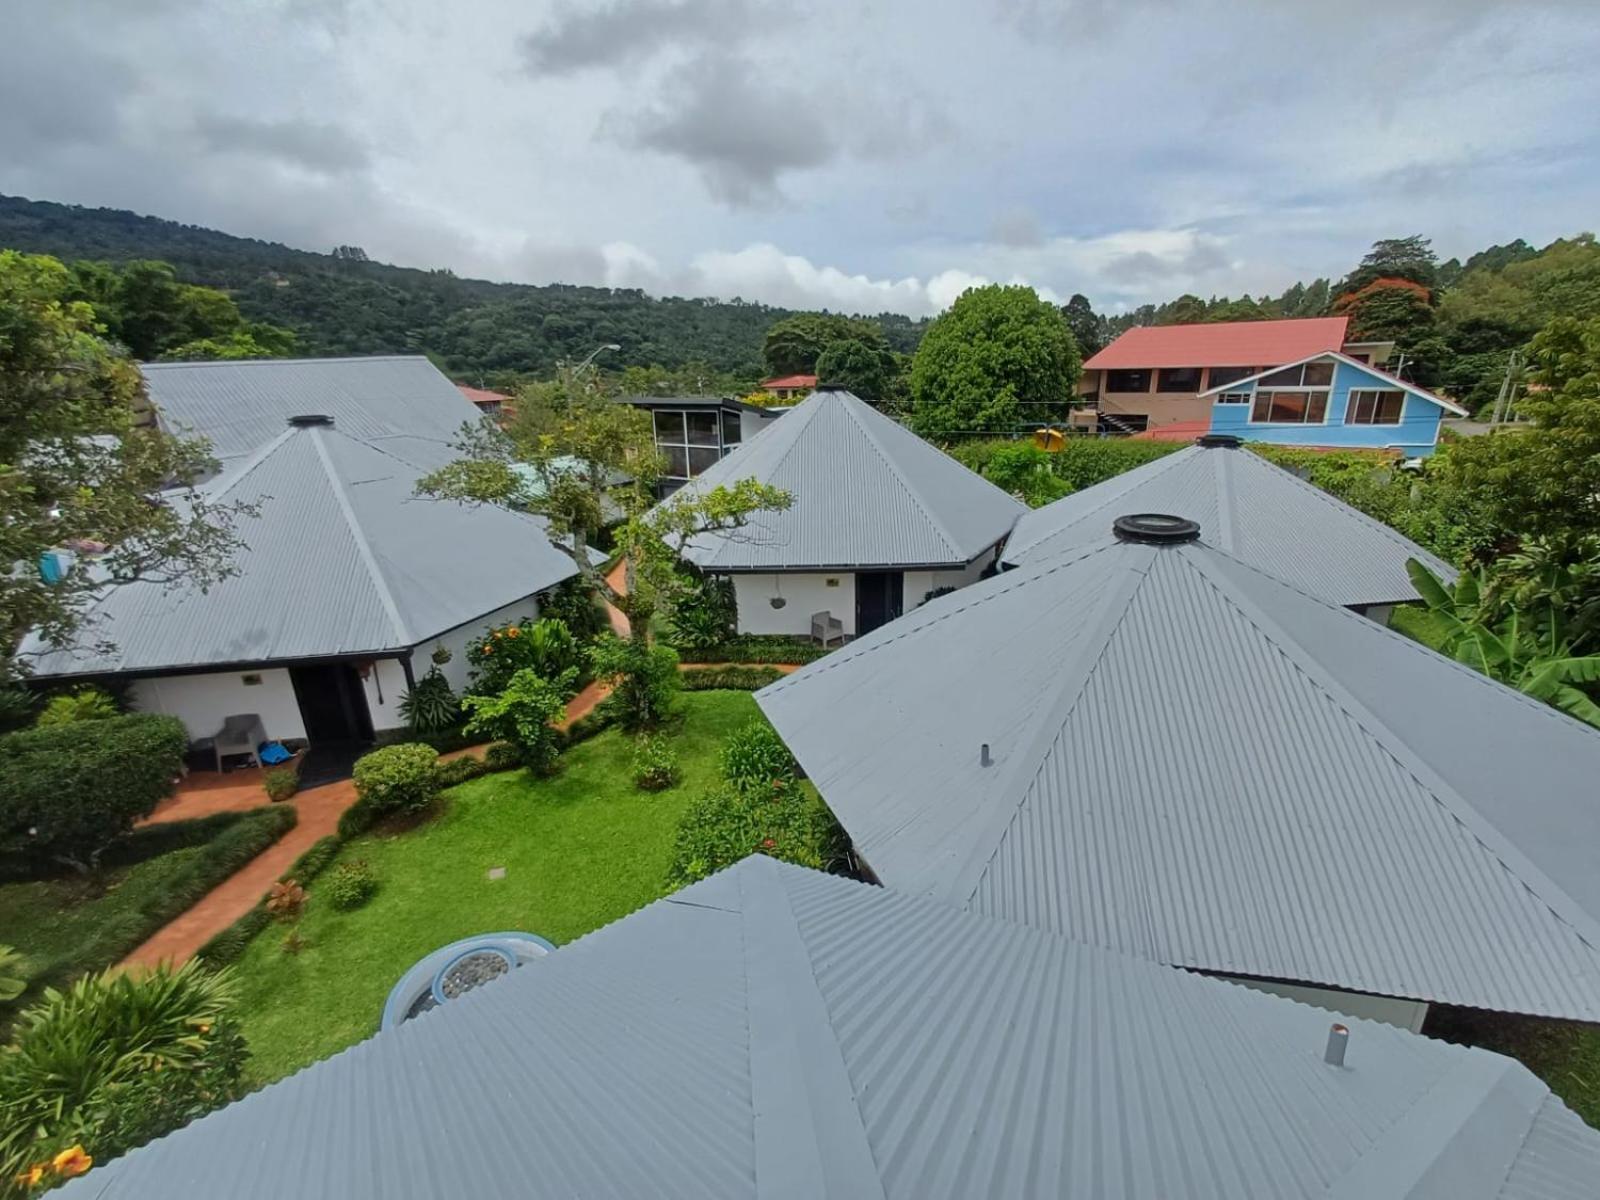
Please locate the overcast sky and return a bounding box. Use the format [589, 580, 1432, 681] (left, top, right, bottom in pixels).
[5, 0, 1597, 317]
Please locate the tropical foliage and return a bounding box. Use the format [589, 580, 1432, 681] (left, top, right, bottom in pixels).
[461, 668, 575, 773]
[465, 618, 582, 698]
[397, 667, 461, 734]
[33, 689, 118, 727]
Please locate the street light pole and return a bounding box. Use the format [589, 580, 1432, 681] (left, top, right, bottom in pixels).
[574, 342, 621, 374]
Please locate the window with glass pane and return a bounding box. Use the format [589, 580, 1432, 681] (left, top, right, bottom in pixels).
[662, 444, 689, 478]
[686, 411, 719, 446]
[721, 410, 741, 446]
[1258, 366, 1303, 388]
[1207, 365, 1256, 388]
[1215, 392, 1251, 405]
[1301, 361, 1334, 387]
[1252, 390, 1326, 424]
[1156, 367, 1202, 392]
[687, 446, 720, 476]
[654, 410, 685, 443]
[1346, 389, 1405, 425]
[1105, 369, 1152, 393]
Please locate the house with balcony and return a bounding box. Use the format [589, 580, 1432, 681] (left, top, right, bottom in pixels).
[624, 395, 783, 497]
[1078, 316, 1394, 433]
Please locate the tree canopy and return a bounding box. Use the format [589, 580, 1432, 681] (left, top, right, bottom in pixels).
[908, 285, 1081, 438]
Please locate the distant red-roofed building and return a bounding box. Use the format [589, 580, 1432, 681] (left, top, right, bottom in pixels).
[457, 384, 512, 421]
[760, 374, 817, 402]
[1079, 317, 1394, 433]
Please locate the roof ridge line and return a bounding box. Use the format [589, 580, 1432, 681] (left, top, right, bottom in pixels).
[739, 861, 886, 1198]
[307, 426, 413, 647]
[758, 540, 1119, 696]
[839, 395, 964, 561]
[1008, 445, 1197, 561]
[949, 546, 1159, 907]
[1213, 448, 1238, 553]
[1183, 547, 1600, 957]
[200, 426, 297, 501]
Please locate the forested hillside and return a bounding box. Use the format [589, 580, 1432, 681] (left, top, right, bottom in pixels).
[0, 195, 925, 384]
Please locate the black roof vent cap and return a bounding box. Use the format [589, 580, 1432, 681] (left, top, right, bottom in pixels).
[1113, 513, 1201, 545]
[287, 414, 334, 427]
[1197, 433, 1242, 449]
[813, 382, 850, 393]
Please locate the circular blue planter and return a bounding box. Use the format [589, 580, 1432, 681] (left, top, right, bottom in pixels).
[381, 931, 555, 1031]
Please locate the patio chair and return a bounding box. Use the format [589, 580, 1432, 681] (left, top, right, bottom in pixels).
[810, 610, 844, 648]
[200, 713, 268, 772]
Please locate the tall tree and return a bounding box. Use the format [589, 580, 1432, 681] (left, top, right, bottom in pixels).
[908, 285, 1081, 438]
[1060, 293, 1106, 357]
[0, 251, 251, 681]
[66, 259, 295, 361]
[761, 314, 886, 377]
[1339, 236, 1438, 296]
[814, 337, 896, 405]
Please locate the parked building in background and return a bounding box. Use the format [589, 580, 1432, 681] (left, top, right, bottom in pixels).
[623, 395, 783, 497]
[653, 386, 1024, 639]
[759, 372, 817, 402]
[1078, 316, 1393, 433]
[456, 383, 512, 420]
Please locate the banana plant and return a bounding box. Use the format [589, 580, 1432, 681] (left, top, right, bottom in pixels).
[1406, 558, 1600, 728]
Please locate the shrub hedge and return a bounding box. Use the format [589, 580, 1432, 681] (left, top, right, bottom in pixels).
[719, 720, 798, 791]
[324, 860, 378, 911]
[196, 830, 343, 967]
[679, 636, 830, 665]
[667, 779, 846, 887]
[482, 741, 524, 773]
[0, 713, 188, 872]
[263, 764, 299, 803]
[680, 666, 786, 691]
[433, 755, 489, 789]
[352, 744, 440, 817]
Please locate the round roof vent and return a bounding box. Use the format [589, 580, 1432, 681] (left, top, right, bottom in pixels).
[813, 382, 849, 392]
[287, 414, 333, 427]
[1112, 513, 1201, 544]
[1197, 433, 1242, 449]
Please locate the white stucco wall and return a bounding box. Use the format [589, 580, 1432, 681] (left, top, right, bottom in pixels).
[418, 594, 544, 695]
[131, 668, 307, 744]
[733, 572, 856, 637]
[1224, 976, 1429, 1033]
[904, 552, 994, 611]
[360, 658, 411, 733]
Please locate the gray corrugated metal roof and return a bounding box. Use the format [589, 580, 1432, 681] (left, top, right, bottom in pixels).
[660, 389, 1026, 570]
[25, 422, 576, 676]
[145, 355, 475, 470]
[758, 534, 1600, 1021]
[58, 857, 1600, 1199]
[1001, 442, 1457, 606]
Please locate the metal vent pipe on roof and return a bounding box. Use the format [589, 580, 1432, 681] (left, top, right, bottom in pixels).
[1112, 513, 1201, 545]
[1324, 1023, 1349, 1067]
[980, 743, 992, 768]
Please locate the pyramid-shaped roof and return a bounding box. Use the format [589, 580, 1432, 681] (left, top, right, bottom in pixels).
[60, 857, 1600, 1200]
[27, 421, 576, 676]
[759, 528, 1600, 1020]
[667, 388, 1026, 571]
[1003, 440, 1456, 606]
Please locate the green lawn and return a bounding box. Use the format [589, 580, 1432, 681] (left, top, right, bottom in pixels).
[230, 690, 761, 1082]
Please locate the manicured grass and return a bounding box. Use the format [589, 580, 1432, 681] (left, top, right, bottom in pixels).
[1428, 1007, 1600, 1128]
[230, 691, 762, 1083]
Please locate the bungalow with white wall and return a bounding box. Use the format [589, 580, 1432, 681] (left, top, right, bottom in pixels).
[22, 357, 576, 765]
[661, 385, 1026, 639]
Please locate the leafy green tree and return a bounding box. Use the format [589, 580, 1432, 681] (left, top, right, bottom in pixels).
[1160, 294, 1208, 325]
[762, 314, 886, 377]
[908, 285, 1081, 437]
[461, 667, 576, 771]
[1, 251, 253, 681]
[1405, 560, 1600, 727]
[1339, 235, 1439, 295]
[814, 337, 895, 405]
[1060, 293, 1106, 357]
[66, 259, 294, 361]
[980, 443, 1071, 507]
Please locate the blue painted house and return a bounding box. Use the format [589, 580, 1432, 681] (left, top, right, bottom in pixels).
[1202, 350, 1466, 456]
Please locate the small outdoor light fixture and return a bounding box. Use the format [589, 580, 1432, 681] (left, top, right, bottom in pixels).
[1324, 1023, 1350, 1067]
[1112, 513, 1202, 545]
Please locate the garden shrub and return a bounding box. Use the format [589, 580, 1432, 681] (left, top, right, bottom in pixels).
[0, 960, 247, 1187]
[483, 741, 524, 772]
[667, 779, 847, 886]
[352, 743, 441, 822]
[680, 665, 785, 691]
[680, 635, 830, 665]
[373, 722, 480, 754]
[265, 880, 306, 922]
[0, 687, 38, 734]
[466, 617, 583, 697]
[34, 687, 119, 727]
[0, 713, 188, 873]
[631, 735, 680, 792]
[461, 668, 575, 774]
[398, 667, 462, 734]
[336, 796, 378, 840]
[540, 576, 608, 641]
[283, 835, 342, 884]
[1047, 438, 1184, 492]
[433, 754, 488, 789]
[588, 634, 681, 729]
[666, 569, 737, 650]
[719, 720, 798, 791]
[194, 907, 270, 967]
[324, 860, 378, 911]
[981, 442, 1072, 507]
[263, 764, 299, 803]
[1, 944, 28, 1006]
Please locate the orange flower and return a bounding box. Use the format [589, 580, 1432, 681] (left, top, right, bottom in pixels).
[506, 626, 520, 638]
[51, 1146, 92, 1177]
[482, 645, 492, 655]
[17, 1165, 45, 1187]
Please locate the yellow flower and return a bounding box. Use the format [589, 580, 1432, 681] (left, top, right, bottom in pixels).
[17, 1165, 46, 1187]
[52, 1146, 92, 1177]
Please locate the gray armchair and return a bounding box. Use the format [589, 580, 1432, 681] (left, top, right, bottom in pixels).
[810, 610, 845, 648]
[202, 713, 267, 772]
